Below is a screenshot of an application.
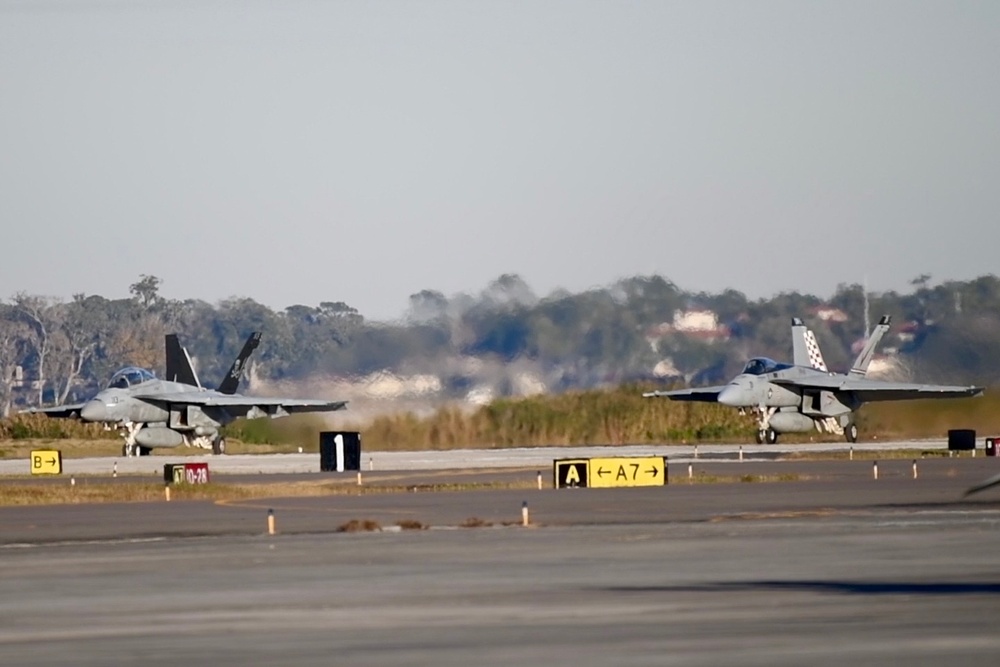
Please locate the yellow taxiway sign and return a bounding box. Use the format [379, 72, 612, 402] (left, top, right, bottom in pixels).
[30, 449, 63, 475]
[588, 456, 666, 488]
[553, 456, 667, 489]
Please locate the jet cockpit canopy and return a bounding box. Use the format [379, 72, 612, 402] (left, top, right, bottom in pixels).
[107, 367, 156, 389]
[741, 357, 790, 376]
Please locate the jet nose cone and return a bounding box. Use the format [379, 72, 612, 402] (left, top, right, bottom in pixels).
[80, 399, 107, 422]
[718, 384, 746, 407]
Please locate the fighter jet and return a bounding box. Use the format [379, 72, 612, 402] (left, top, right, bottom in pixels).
[26, 332, 347, 456]
[644, 316, 983, 444]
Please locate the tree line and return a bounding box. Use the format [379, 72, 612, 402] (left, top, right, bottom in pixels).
[1, 272, 999, 418]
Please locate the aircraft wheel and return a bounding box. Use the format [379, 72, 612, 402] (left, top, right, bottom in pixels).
[845, 423, 858, 443]
[766, 428, 778, 445]
[755, 430, 765, 444]
[212, 437, 226, 455]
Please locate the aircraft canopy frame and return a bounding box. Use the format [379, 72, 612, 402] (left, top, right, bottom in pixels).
[741, 357, 792, 376]
[107, 367, 157, 389]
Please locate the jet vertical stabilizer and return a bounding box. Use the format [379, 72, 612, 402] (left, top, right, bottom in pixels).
[217, 332, 261, 395]
[791, 318, 828, 371]
[849, 315, 891, 378]
[165, 334, 201, 388]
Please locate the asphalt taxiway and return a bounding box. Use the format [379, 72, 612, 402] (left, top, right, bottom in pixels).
[1, 448, 999, 666]
[0, 438, 966, 477]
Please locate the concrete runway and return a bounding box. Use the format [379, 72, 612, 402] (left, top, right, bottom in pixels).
[2, 452, 1000, 665]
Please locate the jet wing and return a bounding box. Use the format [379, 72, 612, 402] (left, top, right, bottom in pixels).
[22, 403, 86, 419]
[771, 376, 983, 402]
[843, 381, 983, 402]
[191, 396, 349, 412]
[643, 386, 727, 402]
[133, 389, 348, 416]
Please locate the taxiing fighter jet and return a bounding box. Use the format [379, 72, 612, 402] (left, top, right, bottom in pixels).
[644, 316, 983, 444]
[27, 332, 347, 456]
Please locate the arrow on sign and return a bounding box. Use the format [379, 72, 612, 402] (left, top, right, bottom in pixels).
[47, 458, 57, 466]
[597, 467, 610, 477]
[647, 467, 658, 477]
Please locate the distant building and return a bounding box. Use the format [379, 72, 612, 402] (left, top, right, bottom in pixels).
[896, 320, 921, 344]
[673, 309, 730, 341]
[465, 386, 494, 406]
[673, 309, 719, 332]
[357, 371, 442, 400]
[644, 309, 730, 344]
[811, 306, 848, 323]
[652, 359, 681, 378]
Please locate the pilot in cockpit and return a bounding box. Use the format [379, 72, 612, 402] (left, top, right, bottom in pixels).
[107, 367, 155, 389]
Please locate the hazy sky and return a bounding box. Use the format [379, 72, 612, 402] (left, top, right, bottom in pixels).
[2, 1, 998, 320]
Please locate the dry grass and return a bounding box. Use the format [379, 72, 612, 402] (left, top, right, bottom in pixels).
[0, 438, 129, 459]
[396, 519, 426, 531]
[400, 481, 534, 493]
[0, 477, 543, 507]
[3, 386, 996, 458]
[0, 481, 270, 506]
[459, 517, 492, 528]
[673, 473, 803, 485]
[779, 448, 960, 461]
[337, 519, 383, 533]
[0, 438, 307, 459]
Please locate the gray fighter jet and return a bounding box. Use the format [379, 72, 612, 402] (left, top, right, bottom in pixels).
[27, 332, 347, 456]
[644, 316, 983, 444]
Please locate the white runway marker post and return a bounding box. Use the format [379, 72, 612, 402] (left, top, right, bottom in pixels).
[357, 471, 362, 486]
[113, 461, 117, 478]
[267, 509, 276, 535]
[688, 463, 693, 480]
[913, 460, 918, 479]
[522, 501, 529, 527]
[537, 471, 542, 490]
[873, 460, 879, 480]
[739, 446, 743, 462]
[164, 484, 171, 502]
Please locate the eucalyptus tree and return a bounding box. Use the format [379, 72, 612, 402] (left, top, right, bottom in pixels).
[12, 293, 61, 406]
[0, 304, 30, 416]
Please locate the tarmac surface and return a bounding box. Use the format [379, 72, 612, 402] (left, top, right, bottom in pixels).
[2, 445, 1000, 665]
[0, 438, 969, 476]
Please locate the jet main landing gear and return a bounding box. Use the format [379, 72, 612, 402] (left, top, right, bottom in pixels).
[844, 422, 859, 443]
[753, 406, 779, 444]
[756, 428, 778, 444]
